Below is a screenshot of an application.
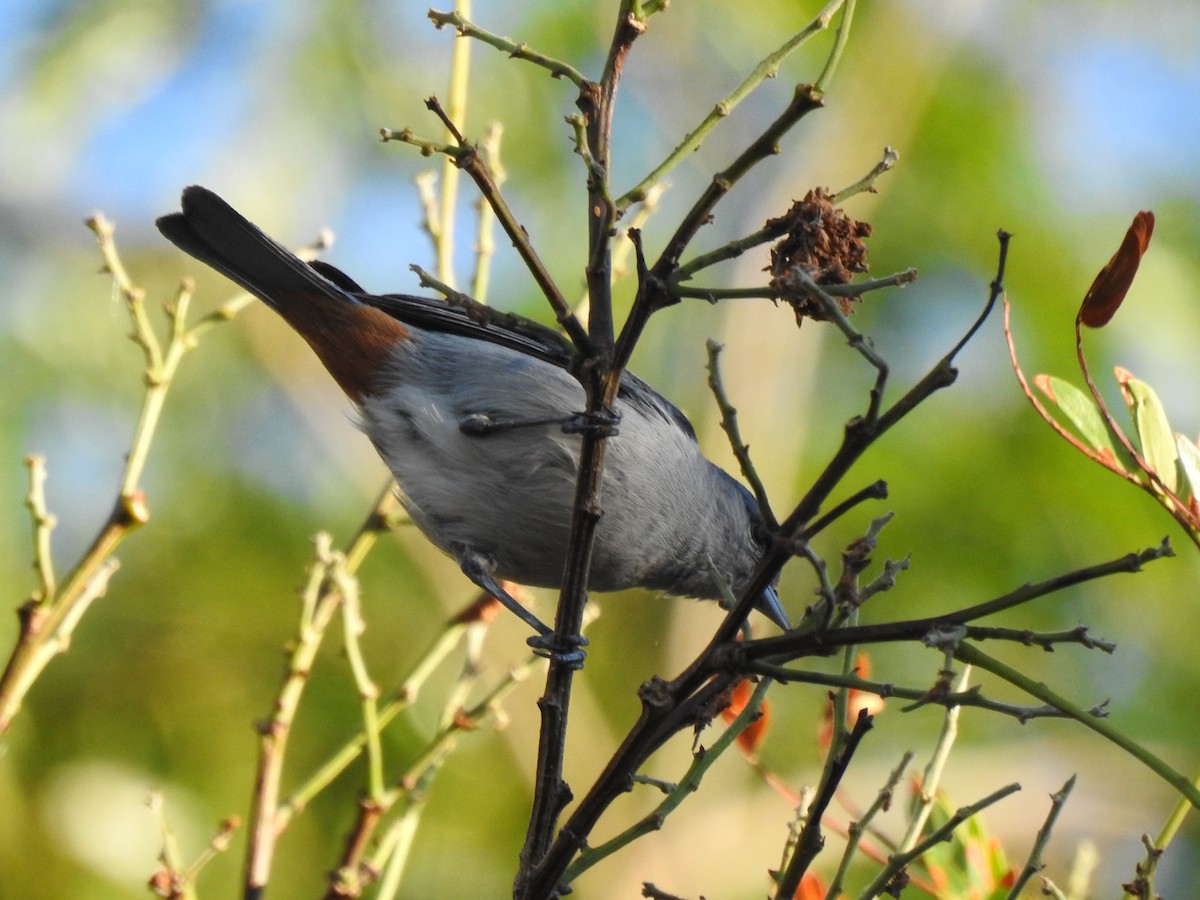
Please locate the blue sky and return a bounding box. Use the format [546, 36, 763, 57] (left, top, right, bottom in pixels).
[3, 2, 1198, 251]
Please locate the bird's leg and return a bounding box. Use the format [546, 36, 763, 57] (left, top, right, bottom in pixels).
[455, 547, 587, 668]
[458, 408, 621, 438]
[458, 413, 568, 436]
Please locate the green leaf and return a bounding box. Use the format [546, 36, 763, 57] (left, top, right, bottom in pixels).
[1176, 435, 1200, 506]
[1036, 375, 1136, 473]
[1118, 370, 1178, 494]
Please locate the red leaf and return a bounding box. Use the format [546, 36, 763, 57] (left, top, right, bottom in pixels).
[1078, 210, 1154, 328]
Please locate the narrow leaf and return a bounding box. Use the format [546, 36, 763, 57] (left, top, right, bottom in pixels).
[1035, 374, 1135, 473]
[1116, 368, 1178, 493]
[1078, 210, 1154, 328]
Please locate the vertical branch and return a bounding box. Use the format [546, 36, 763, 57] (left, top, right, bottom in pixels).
[578, 3, 643, 349]
[774, 709, 874, 898]
[436, 0, 473, 287]
[23, 455, 56, 602]
[244, 534, 345, 899]
[243, 487, 399, 899]
[471, 122, 504, 302]
[813, 0, 856, 94]
[0, 218, 199, 734]
[515, 6, 646, 895]
[897, 665, 971, 851]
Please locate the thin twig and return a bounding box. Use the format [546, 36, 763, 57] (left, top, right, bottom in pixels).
[955, 642, 1200, 811]
[672, 268, 918, 303]
[813, 0, 857, 95]
[1137, 770, 1200, 898]
[244, 533, 346, 897]
[415, 170, 442, 254]
[435, 0, 474, 289]
[382, 116, 590, 353]
[751, 662, 1104, 723]
[745, 539, 1172, 662]
[799, 481, 889, 545]
[1007, 775, 1076, 898]
[831, 146, 900, 204]
[855, 782, 1022, 900]
[706, 339, 776, 527]
[826, 751, 913, 899]
[775, 708, 875, 898]
[428, 8, 586, 85]
[963, 624, 1115, 653]
[471, 121, 504, 302]
[898, 665, 971, 852]
[784, 267, 889, 421]
[23, 455, 56, 602]
[616, 0, 848, 210]
[563, 678, 774, 884]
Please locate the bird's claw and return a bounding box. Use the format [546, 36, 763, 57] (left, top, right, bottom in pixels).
[527, 631, 589, 670]
[561, 408, 621, 438]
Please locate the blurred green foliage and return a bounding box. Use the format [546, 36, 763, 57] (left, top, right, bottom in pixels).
[2, 1, 1199, 897]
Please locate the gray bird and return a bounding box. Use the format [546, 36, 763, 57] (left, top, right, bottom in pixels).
[157, 186, 787, 662]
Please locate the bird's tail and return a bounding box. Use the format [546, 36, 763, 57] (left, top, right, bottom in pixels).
[157, 186, 406, 402]
[156, 185, 341, 308]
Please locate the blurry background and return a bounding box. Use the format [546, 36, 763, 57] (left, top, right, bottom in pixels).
[2, 1, 1199, 896]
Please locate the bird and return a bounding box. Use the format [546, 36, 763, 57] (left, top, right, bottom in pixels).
[157, 186, 788, 664]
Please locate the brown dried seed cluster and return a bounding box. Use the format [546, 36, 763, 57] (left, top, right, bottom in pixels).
[767, 188, 871, 323]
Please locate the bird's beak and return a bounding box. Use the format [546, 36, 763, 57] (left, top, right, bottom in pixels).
[755, 585, 791, 631]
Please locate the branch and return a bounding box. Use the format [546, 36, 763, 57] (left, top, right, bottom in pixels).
[955, 642, 1200, 811]
[963, 624, 1115, 653]
[831, 145, 900, 204]
[244, 484, 399, 897]
[898, 665, 971, 852]
[1007, 776, 1076, 898]
[700, 231, 1013, 671]
[671, 268, 918, 303]
[22, 455, 56, 602]
[244, 533, 347, 897]
[857, 782, 1022, 899]
[783, 266, 889, 420]
[382, 113, 590, 353]
[744, 539, 1172, 662]
[517, 7, 646, 894]
[616, 0, 848, 210]
[706, 339, 775, 527]
[752, 663, 1102, 723]
[563, 678, 774, 884]
[774, 708, 874, 898]
[428, 8, 586, 85]
[826, 751, 913, 898]
[523, 233, 1012, 895]
[813, 0, 856, 94]
[0, 214, 271, 735]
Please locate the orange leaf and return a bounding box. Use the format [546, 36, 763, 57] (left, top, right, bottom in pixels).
[818, 654, 884, 749]
[793, 872, 827, 900]
[1078, 210, 1154, 328]
[721, 678, 771, 755]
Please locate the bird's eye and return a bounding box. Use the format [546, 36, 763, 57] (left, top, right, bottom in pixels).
[750, 520, 773, 549]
